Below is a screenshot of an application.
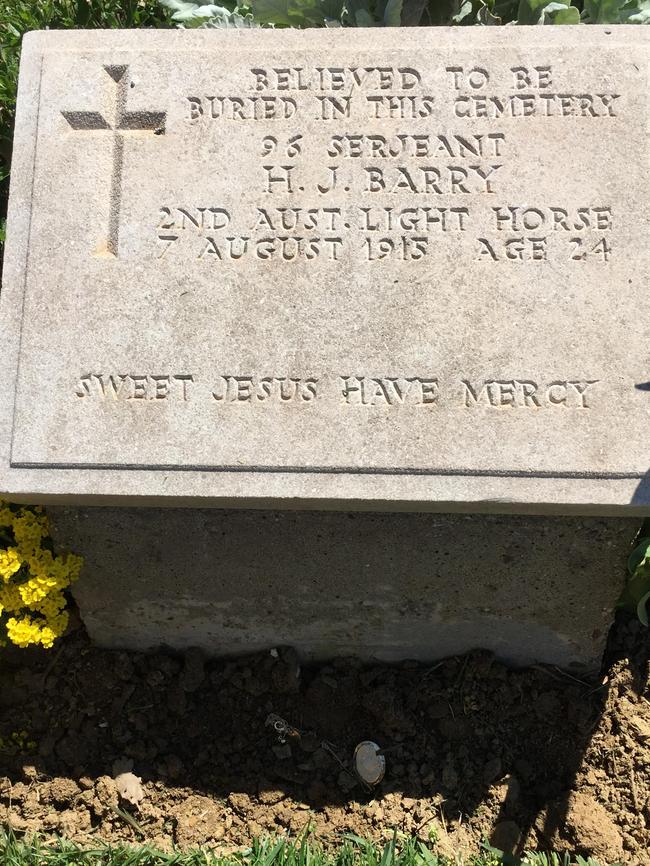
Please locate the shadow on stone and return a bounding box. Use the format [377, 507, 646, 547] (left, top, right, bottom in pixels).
[631, 469, 650, 510]
[49, 508, 640, 672]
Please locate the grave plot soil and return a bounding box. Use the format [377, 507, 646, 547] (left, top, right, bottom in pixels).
[0, 613, 648, 865]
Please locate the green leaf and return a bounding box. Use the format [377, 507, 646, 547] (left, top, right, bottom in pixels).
[492, 0, 520, 19]
[583, 0, 624, 20]
[159, 0, 247, 26]
[628, 537, 650, 575]
[582, 0, 650, 20]
[204, 9, 260, 25]
[540, 2, 581, 20]
[454, 0, 503, 22]
[622, 534, 650, 625]
[320, 0, 346, 19]
[248, 0, 291, 23]
[383, 0, 403, 24]
[517, 0, 577, 22]
[342, 835, 371, 848]
[618, 0, 650, 21]
[75, 0, 93, 26]
[251, 0, 327, 25]
[159, 0, 205, 18]
[517, 0, 549, 22]
[452, 0, 475, 20]
[637, 589, 650, 626]
[292, 0, 333, 23]
[618, 565, 650, 617]
[343, 0, 376, 24]
[355, 7, 376, 22]
[477, 2, 502, 21]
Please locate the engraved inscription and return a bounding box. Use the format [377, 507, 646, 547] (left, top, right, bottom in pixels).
[154, 62, 622, 266]
[462, 380, 599, 409]
[44, 41, 644, 486]
[75, 374, 193, 400]
[73, 374, 601, 410]
[62, 65, 166, 257]
[57, 60, 623, 266]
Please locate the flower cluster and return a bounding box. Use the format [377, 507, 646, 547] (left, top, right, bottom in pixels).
[0, 501, 83, 649]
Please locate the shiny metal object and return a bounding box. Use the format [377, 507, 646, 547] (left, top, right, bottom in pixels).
[353, 740, 386, 786]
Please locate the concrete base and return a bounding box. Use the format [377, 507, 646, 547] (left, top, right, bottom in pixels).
[48, 508, 639, 672]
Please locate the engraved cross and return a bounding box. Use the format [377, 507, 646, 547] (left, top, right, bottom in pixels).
[62, 65, 166, 257]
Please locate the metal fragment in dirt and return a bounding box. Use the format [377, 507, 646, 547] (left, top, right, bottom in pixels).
[354, 740, 386, 786]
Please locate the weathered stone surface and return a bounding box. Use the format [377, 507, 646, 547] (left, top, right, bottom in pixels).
[2, 28, 650, 513]
[49, 506, 637, 670]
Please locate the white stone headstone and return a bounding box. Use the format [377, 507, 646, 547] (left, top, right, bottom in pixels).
[1, 28, 649, 512]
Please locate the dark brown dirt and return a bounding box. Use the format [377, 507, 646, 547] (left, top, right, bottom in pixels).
[0, 613, 648, 863]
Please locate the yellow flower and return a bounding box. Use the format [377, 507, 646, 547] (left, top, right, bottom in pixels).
[0, 548, 22, 581]
[0, 499, 81, 650]
[12, 510, 48, 557]
[6, 616, 42, 648]
[0, 583, 24, 613]
[34, 591, 66, 618]
[18, 575, 57, 606]
[0, 506, 14, 528]
[5, 611, 68, 649]
[63, 553, 83, 585]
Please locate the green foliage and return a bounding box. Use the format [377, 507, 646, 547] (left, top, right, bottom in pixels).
[516, 0, 581, 23]
[0, 1, 169, 272]
[452, 0, 505, 26]
[0, 2, 168, 168]
[158, 0, 650, 24]
[158, 0, 258, 25]
[480, 845, 612, 865]
[619, 519, 650, 625]
[453, 0, 580, 24]
[0, 830, 616, 866]
[160, 0, 403, 27]
[583, 0, 650, 20]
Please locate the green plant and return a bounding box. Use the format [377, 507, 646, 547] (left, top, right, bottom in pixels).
[159, 0, 405, 28]
[481, 845, 617, 865]
[0, 1, 169, 167]
[0, 0, 170, 272]
[157, 0, 650, 28]
[618, 518, 650, 625]
[582, 0, 650, 20]
[518, 855, 615, 865]
[0, 831, 617, 866]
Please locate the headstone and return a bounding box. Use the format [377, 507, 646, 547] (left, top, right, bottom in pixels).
[1, 28, 649, 514]
[1, 29, 647, 670]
